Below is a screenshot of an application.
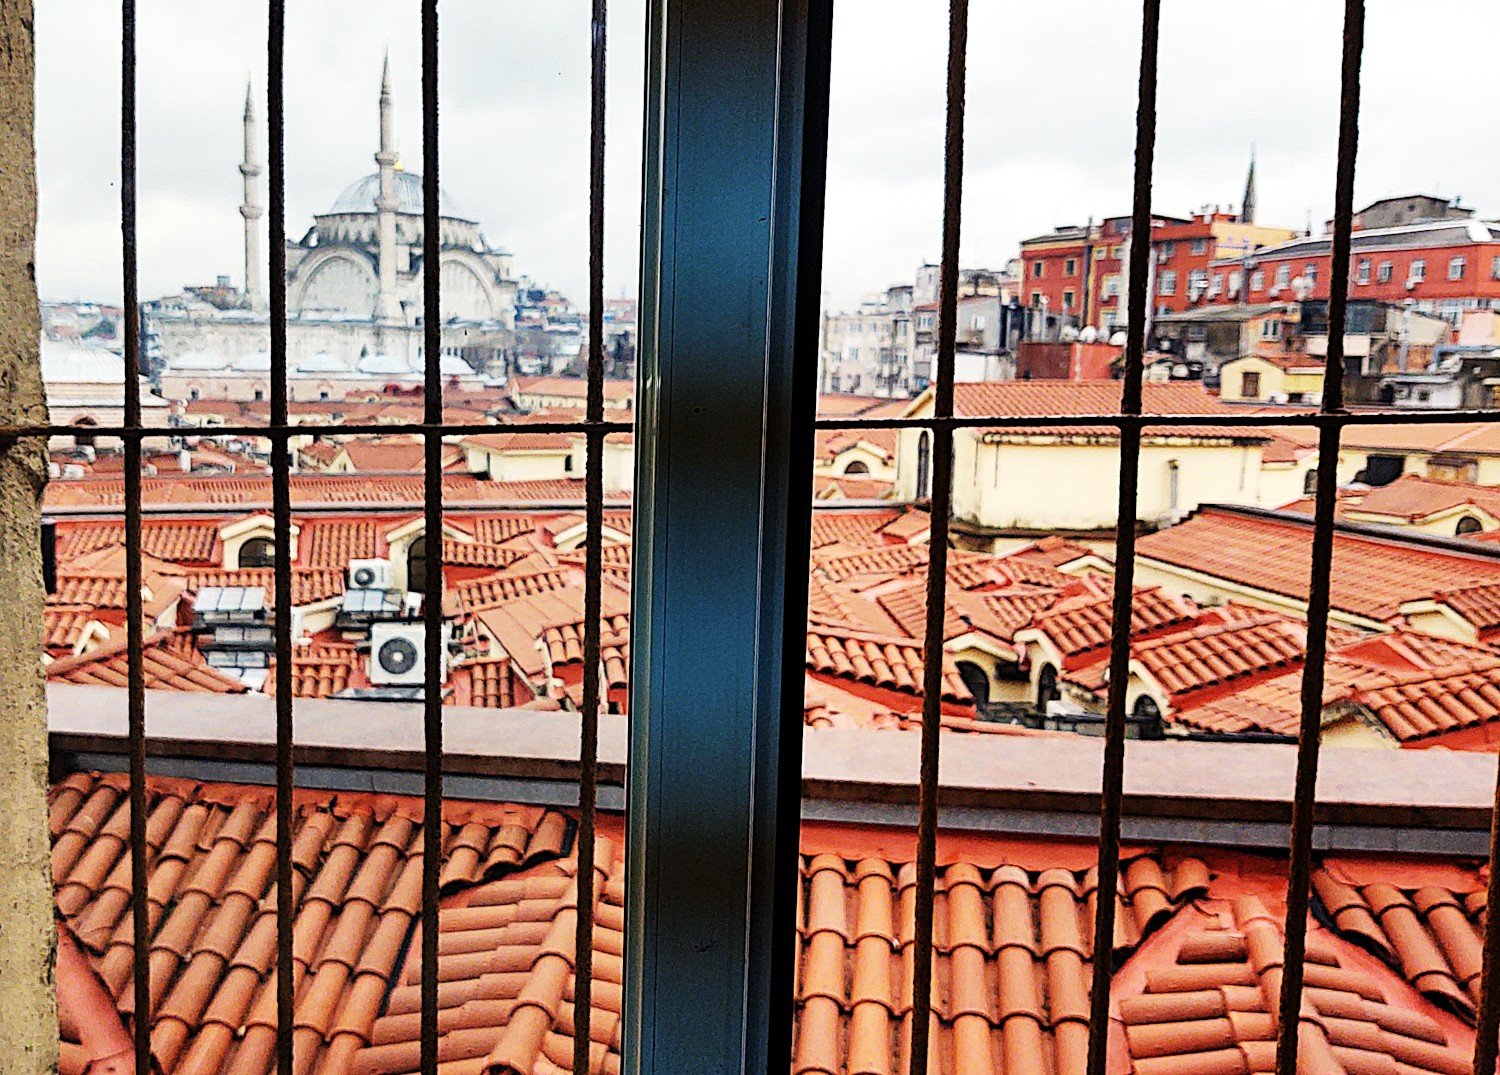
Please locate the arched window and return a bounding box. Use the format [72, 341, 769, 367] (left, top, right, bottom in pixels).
[915, 431, 932, 499]
[843, 459, 870, 476]
[72, 416, 97, 448]
[407, 536, 428, 595]
[955, 661, 990, 706]
[1132, 695, 1163, 735]
[239, 537, 275, 568]
[1456, 515, 1483, 536]
[1036, 664, 1059, 709]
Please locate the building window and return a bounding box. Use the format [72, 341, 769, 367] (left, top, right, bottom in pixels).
[1032, 260, 1044, 278]
[1261, 319, 1281, 339]
[1242, 370, 1262, 397]
[1036, 664, 1060, 709]
[1188, 269, 1208, 294]
[1250, 270, 1264, 292]
[1377, 260, 1393, 283]
[1029, 292, 1042, 308]
[1492, 255, 1500, 281]
[1356, 259, 1370, 284]
[1064, 258, 1076, 276]
[407, 535, 428, 595]
[189, 387, 201, 401]
[1457, 515, 1484, 536]
[1063, 290, 1075, 310]
[253, 388, 265, 402]
[1190, 238, 1208, 255]
[1303, 468, 1318, 495]
[239, 537, 275, 568]
[1304, 263, 1317, 285]
[1274, 264, 1291, 290]
[1160, 241, 1175, 259]
[1158, 270, 1177, 296]
[1410, 259, 1426, 282]
[844, 459, 869, 476]
[1449, 256, 1466, 281]
[1210, 273, 1223, 294]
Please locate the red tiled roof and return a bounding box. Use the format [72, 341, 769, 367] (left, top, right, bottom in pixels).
[812, 542, 930, 583]
[49, 772, 572, 1075]
[814, 426, 897, 463]
[58, 520, 220, 564]
[1346, 474, 1500, 524]
[1131, 613, 1308, 702]
[447, 566, 579, 615]
[1023, 584, 1198, 665]
[793, 851, 1211, 1075]
[1137, 506, 1500, 622]
[558, 541, 632, 581]
[1314, 860, 1487, 1019]
[806, 626, 971, 703]
[470, 514, 542, 545]
[43, 474, 619, 509]
[461, 430, 573, 452]
[1356, 662, 1500, 743]
[270, 645, 360, 699]
[1003, 535, 1100, 571]
[812, 474, 894, 500]
[1117, 893, 1472, 1074]
[946, 380, 1268, 441]
[184, 567, 345, 607]
[1429, 581, 1500, 634]
[460, 656, 525, 709]
[43, 606, 101, 651]
[808, 509, 903, 550]
[509, 374, 634, 403]
[441, 537, 530, 569]
[45, 631, 247, 693]
[300, 519, 380, 568]
[48, 771, 1490, 1075]
[338, 438, 429, 472]
[474, 582, 632, 686]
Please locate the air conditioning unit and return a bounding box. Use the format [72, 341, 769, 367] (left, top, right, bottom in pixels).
[347, 558, 394, 590]
[369, 622, 447, 686]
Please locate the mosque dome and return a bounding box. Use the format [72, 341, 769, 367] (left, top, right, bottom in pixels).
[326, 171, 469, 221]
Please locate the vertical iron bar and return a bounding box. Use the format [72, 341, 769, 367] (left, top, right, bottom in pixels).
[120, 0, 149, 1069]
[1275, 2, 1363, 1070]
[573, 0, 607, 1071]
[266, 1, 295, 1072]
[1084, 3, 1159, 1072]
[908, 1, 966, 1071]
[420, 2, 445, 1073]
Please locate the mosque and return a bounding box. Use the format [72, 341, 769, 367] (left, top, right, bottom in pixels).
[149, 59, 515, 403]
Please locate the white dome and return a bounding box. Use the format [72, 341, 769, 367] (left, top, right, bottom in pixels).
[41, 337, 125, 382]
[356, 352, 410, 376]
[326, 172, 468, 220]
[231, 351, 271, 372]
[169, 349, 229, 372]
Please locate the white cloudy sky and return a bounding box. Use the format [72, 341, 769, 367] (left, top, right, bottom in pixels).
[35, 1, 1498, 311]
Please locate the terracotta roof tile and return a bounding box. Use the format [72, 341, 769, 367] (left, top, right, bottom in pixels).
[1345, 474, 1500, 525]
[301, 519, 380, 568]
[808, 510, 903, 550]
[447, 566, 580, 616]
[46, 631, 248, 693]
[184, 567, 345, 608]
[806, 626, 971, 703]
[1022, 583, 1198, 666]
[1138, 506, 1500, 623]
[948, 380, 1269, 441]
[1131, 614, 1308, 703]
[58, 519, 221, 564]
[43, 605, 103, 651]
[50, 772, 572, 1075]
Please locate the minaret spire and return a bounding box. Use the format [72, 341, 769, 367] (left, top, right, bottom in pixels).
[1240, 146, 1257, 225]
[239, 79, 265, 312]
[373, 52, 402, 322]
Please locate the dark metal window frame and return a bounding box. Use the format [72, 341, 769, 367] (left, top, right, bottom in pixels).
[19, 1, 1500, 1074]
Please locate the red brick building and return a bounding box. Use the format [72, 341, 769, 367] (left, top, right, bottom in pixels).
[1205, 216, 1500, 325]
[1019, 211, 1296, 336]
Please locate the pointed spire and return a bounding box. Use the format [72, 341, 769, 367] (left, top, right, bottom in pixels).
[243, 76, 255, 120]
[376, 50, 397, 167]
[239, 79, 265, 312]
[1241, 146, 1257, 225]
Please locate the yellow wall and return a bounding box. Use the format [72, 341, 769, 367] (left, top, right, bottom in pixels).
[1219, 357, 1324, 403]
[1257, 460, 1318, 509]
[1338, 447, 1500, 487]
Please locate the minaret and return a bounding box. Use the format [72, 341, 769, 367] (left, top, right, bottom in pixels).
[1240, 148, 1257, 225]
[239, 81, 265, 312]
[373, 54, 403, 322]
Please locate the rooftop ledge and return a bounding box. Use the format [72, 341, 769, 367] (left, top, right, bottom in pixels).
[47, 683, 1500, 858]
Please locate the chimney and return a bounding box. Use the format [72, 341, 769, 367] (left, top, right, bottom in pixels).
[40, 517, 56, 595]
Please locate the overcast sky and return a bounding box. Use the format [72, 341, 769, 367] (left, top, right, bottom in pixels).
[36, 1, 1499, 312]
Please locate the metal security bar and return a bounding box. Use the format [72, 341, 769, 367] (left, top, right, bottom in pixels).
[99, 3, 624, 1075]
[55, 0, 1500, 1073]
[810, 2, 1500, 1074]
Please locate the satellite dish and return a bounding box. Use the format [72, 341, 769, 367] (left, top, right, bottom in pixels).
[1079, 326, 1099, 343]
[1061, 325, 1080, 342]
[1109, 331, 1128, 347]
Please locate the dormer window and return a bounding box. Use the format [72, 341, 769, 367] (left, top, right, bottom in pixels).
[219, 514, 299, 569]
[239, 537, 275, 567]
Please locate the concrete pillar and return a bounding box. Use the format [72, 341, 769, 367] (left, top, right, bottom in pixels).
[0, 0, 57, 1069]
